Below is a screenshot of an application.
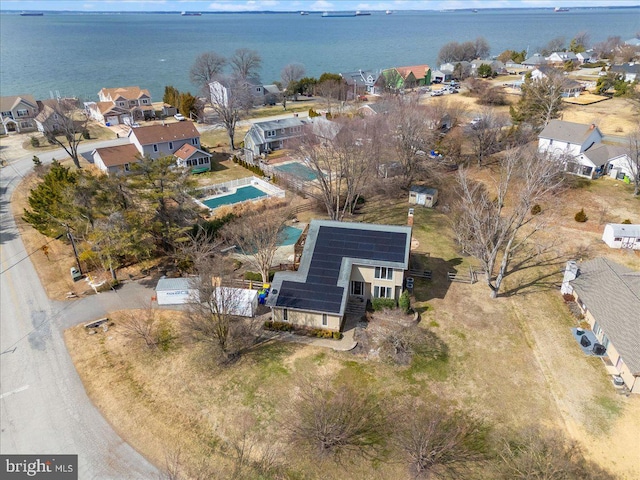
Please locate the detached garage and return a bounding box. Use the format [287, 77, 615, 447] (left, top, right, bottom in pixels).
[602, 223, 640, 250]
[155, 277, 199, 305]
[213, 287, 259, 317]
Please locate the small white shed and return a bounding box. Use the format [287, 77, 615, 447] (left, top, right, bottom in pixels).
[155, 277, 199, 305]
[602, 224, 640, 250]
[409, 186, 438, 208]
[213, 287, 259, 317]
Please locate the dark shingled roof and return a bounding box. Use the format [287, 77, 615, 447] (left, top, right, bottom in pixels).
[268, 220, 411, 315]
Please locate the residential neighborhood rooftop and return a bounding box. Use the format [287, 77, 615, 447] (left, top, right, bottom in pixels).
[93, 144, 140, 167]
[569, 257, 640, 374]
[130, 121, 200, 144]
[267, 220, 412, 316]
[0, 94, 37, 111]
[538, 119, 601, 144]
[98, 86, 151, 100]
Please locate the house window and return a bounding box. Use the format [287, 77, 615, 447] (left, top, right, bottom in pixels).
[322, 314, 328, 326]
[142, 99, 149, 104]
[1, 111, 11, 118]
[169, 142, 173, 150]
[124, 163, 130, 172]
[20, 121, 30, 128]
[374, 267, 393, 280]
[266, 130, 276, 137]
[118, 102, 125, 107]
[191, 138, 198, 146]
[549, 139, 554, 145]
[199, 158, 205, 165]
[374, 286, 392, 298]
[153, 144, 158, 152]
[16, 109, 28, 117]
[283, 309, 288, 322]
[350, 281, 364, 296]
[613, 237, 622, 241]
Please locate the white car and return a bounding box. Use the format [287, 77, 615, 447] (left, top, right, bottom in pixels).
[174, 113, 186, 121]
[430, 90, 444, 97]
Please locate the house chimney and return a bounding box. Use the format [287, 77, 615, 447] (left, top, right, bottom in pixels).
[560, 260, 579, 295]
[590, 124, 595, 130]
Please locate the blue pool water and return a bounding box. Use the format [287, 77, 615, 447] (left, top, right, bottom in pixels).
[274, 162, 320, 181]
[278, 226, 303, 246]
[202, 185, 267, 209]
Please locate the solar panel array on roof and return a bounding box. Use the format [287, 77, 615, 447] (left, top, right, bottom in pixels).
[275, 225, 408, 314]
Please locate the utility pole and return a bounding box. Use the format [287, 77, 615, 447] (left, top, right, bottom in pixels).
[66, 224, 83, 275]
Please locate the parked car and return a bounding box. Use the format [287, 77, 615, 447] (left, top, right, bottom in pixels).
[174, 113, 186, 121]
[431, 90, 444, 97]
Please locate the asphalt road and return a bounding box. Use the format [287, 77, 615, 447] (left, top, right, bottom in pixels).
[0, 139, 159, 479]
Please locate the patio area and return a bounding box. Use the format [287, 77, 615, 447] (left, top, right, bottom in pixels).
[571, 328, 607, 357]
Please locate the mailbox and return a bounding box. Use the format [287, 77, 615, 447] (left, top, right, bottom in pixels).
[70, 267, 82, 281]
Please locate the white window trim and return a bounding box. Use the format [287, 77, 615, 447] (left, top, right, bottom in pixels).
[153, 144, 158, 152]
[374, 266, 393, 280]
[283, 308, 288, 322]
[322, 314, 328, 326]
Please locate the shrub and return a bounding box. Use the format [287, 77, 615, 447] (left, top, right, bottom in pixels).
[30, 136, 39, 147]
[308, 108, 320, 118]
[32, 155, 42, 166]
[562, 293, 575, 302]
[332, 332, 343, 340]
[82, 129, 90, 140]
[574, 208, 588, 223]
[372, 297, 397, 311]
[531, 204, 542, 215]
[622, 219, 632, 224]
[156, 323, 175, 352]
[399, 290, 411, 314]
[264, 321, 293, 332]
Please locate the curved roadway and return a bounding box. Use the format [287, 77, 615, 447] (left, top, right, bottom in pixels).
[0, 139, 159, 479]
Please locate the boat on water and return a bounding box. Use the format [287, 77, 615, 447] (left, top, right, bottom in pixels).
[300, 11, 309, 15]
[386, 10, 393, 15]
[554, 7, 569, 12]
[355, 11, 371, 16]
[322, 11, 356, 17]
[20, 12, 44, 16]
[181, 11, 202, 16]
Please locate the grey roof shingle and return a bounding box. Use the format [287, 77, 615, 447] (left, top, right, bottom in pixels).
[539, 119, 601, 145]
[570, 258, 640, 374]
[583, 143, 627, 165]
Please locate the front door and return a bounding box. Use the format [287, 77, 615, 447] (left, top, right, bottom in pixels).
[350, 281, 364, 297]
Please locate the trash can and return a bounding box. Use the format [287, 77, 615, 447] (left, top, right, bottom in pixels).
[70, 267, 82, 282]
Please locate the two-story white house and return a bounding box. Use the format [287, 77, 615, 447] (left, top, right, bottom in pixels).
[538, 120, 605, 178]
[93, 121, 210, 174]
[266, 220, 412, 332]
[243, 117, 311, 163]
[1, 94, 39, 134]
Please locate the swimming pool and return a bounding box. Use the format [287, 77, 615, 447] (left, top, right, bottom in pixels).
[278, 226, 303, 246]
[274, 162, 321, 181]
[202, 185, 267, 209]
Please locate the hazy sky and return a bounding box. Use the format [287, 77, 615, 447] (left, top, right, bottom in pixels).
[2, 0, 639, 12]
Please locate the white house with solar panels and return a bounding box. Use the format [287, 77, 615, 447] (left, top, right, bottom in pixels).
[266, 220, 412, 331]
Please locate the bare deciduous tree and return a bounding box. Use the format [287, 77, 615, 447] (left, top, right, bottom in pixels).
[294, 118, 372, 220]
[208, 76, 249, 150]
[280, 63, 305, 90]
[286, 379, 387, 461]
[495, 427, 617, 480]
[625, 127, 640, 196]
[230, 48, 262, 82]
[387, 98, 438, 188]
[221, 207, 290, 282]
[393, 401, 487, 479]
[189, 51, 227, 88]
[186, 257, 257, 362]
[120, 306, 160, 349]
[43, 98, 89, 169]
[452, 148, 565, 298]
[468, 109, 509, 166]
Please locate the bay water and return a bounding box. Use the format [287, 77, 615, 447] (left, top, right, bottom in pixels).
[1, 8, 638, 100]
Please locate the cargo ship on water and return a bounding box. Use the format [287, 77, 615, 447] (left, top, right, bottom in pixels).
[20, 12, 44, 16]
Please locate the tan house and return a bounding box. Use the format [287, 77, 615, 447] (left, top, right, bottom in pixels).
[1, 94, 39, 134]
[266, 220, 412, 331]
[561, 258, 640, 394]
[91, 86, 155, 124]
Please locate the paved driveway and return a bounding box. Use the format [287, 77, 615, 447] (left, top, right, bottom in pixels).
[1, 141, 158, 478]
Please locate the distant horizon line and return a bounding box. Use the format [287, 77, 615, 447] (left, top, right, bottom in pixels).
[4, 5, 640, 14]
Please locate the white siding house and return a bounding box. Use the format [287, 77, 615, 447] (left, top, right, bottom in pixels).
[602, 224, 640, 250]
